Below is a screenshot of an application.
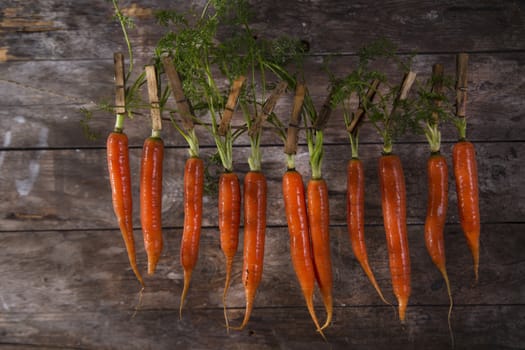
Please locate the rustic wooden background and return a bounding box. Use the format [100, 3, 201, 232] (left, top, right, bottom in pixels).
[1, 0, 524, 349]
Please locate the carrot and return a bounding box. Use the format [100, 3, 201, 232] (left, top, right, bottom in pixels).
[368, 71, 415, 322]
[140, 135, 164, 275]
[454, 53, 480, 282]
[235, 171, 267, 330]
[453, 141, 480, 281]
[108, 53, 144, 288]
[161, 56, 205, 317]
[218, 171, 241, 328]
[302, 89, 334, 331]
[283, 170, 324, 337]
[419, 63, 453, 345]
[107, 127, 145, 288]
[346, 158, 388, 304]
[378, 154, 411, 322]
[425, 153, 454, 340]
[178, 157, 205, 316]
[307, 177, 333, 330]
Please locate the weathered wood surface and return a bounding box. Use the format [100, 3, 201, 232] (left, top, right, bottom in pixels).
[0, 142, 522, 231]
[0, 224, 523, 349]
[1, 0, 524, 61]
[0, 0, 524, 349]
[1, 53, 524, 148]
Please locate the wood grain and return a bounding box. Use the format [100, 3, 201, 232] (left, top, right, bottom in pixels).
[0, 142, 522, 231]
[0, 224, 522, 348]
[1, 0, 523, 61]
[0, 0, 523, 348]
[1, 54, 524, 149]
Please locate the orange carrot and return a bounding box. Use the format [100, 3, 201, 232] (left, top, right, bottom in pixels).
[283, 169, 324, 336]
[179, 157, 205, 317]
[346, 158, 388, 304]
[218, 171, 241, 328]
[140, 136, 164, 275]
[453, 141, 480, 281]
[454, 53, 480, 282]
[107, 129, 145, 287]
[235, 171, 267, 330]
[425, 153, 454, 342]
[307, 178, 333, 330]
[378, 154, 411, 322]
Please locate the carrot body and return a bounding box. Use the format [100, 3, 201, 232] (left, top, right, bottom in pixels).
[346, 158, 387, 303]
[218, 172, 241, 326]
[237, 171, 267, 329]
[283, 170, 323, 334]
[452, 141, 480, 281]
[425, 153, 454, 345]
[378, 154, 411, 322]
[425, 154, 450, 276]
[179, 157, 205, 316]
[307, 178, 333, 330]
[107, 132, 144, 287]
[140, 136, 164, 275]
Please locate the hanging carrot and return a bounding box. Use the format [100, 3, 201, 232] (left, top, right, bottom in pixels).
[307, 176, 333, 330]
[141, 65, 164, 275]
[107, 129, 144, 287]
[453, 142, 480, 279]
[416, 63, 454, 345]
[234, 170, 267, 330]
[218, 171, 241, 324]
[161, 56, 205, 317]
[346, 158, 389, 304]
[453, 53, 480, 282]
[277, 83, 324, 338]
[305, 92, 334, 331]
[282, 170, 325, 337]
[343, 80, 389, 304]
[140, 136, 164, 275]
[378, 154, 410, 322]
[369, 71, 416, 322]
[179, 156, 204, 317]
[214, 77, 245, 328]
[107, 52, 144, 287]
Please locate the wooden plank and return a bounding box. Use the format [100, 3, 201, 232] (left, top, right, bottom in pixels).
[0, 224, 522, 315]
[0, 142, 522, 231]
[1, 0, 523, 61]
[0, 60, 114, 107]
[0, 305, 522, 349]
[1, 53, 523, 148]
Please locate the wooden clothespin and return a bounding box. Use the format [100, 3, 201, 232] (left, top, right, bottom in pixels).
[284, 83, 306, 155]
[145, 65, 162, 135]
[114, 52, 126, 116]
[219, 76, 246, 136]
[347, 79, 381, 134]
[390, 71, 417, 117]
[456, 53, 468, 118]
[249, 81, 288, 136]
[162, 56, 194, 130]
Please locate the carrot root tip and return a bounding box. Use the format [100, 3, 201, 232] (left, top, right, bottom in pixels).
[179, 269, 193, 320]
[147, 256, 159, 275]
[397, 297, 408, 323]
